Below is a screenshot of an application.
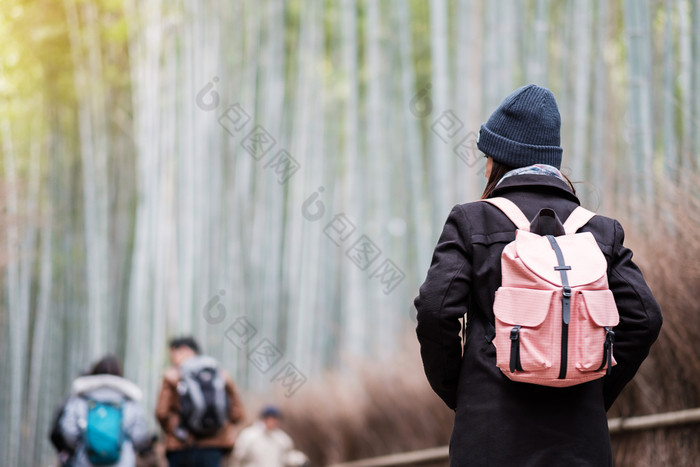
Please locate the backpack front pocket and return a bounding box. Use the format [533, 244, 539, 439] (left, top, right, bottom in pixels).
[493, 287, 558, 374]
[573, 289, 619, 372]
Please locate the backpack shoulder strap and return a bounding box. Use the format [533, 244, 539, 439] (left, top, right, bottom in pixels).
[482, 197, 530, 231]
[563, 206, 596, 234]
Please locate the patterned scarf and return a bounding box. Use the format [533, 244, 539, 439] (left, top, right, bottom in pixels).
[496, 164, 568, 187]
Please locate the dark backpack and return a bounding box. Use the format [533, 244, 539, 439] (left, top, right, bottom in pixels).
[83, 398, 125, 465]
[177, 356, 228, 438]
[49, 398, 75, 460]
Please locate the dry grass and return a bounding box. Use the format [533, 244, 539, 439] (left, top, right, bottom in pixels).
[605, 188, 700, 466]
[276, 191, 700, 467]
[276, 341, 452, 466]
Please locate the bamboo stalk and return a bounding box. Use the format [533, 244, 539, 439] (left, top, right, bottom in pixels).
[591, 0, 610, 213]
[570, 0, 593, 191]
[678, 0, 692, 182]
[624, 0, 655, 213]
[396, 0, 430, 281]
[26, 201, 52, 467]
[339, 0, 369, 359]
[429, 0, 451, 228]
[64, 0, 110, 358]
[663, 0, 677, 180]
[21, 121, 43, 460]
[1, 101, 21, 467]
[692, 0, 700, 167]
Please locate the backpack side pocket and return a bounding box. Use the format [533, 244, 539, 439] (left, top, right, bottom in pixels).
[573, 289, 619, 373]
[493, 287, 558, 375]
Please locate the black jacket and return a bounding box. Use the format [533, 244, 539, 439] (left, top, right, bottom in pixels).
[415, 174, 662, 466]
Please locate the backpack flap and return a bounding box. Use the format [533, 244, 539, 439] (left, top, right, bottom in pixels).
[514, 230, 607, 288]
[493, 287, 556, 327]
[579, 289, 619, 327]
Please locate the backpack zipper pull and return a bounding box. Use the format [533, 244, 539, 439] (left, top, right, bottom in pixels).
[510, 326, 523, 373]
[604, 327, 615, 375]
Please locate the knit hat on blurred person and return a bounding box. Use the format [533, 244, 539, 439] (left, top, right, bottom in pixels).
[477, 84, 563, 169]
[261, 405, 282, 419]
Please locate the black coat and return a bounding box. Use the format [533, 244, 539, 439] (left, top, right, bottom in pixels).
[415, 174, 662, 467]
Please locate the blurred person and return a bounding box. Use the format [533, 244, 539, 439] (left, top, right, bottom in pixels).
[415, 84, 662, 466]
[49, 395, 75, 466]
[53, 355, 154, 467]
[156, 336, 246, 467]
[232, 406, 308, 467]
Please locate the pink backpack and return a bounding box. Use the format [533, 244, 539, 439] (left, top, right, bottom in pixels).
[484, 197, 619, 387]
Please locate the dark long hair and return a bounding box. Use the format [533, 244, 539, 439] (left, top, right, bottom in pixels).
[89, 355, 123, 377]
[480, 158, 576, 199]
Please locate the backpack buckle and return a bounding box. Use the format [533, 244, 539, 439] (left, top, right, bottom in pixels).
[510, 326, 521, 341]
[562, 286, 572, 298]
[604, 327, 615, 346]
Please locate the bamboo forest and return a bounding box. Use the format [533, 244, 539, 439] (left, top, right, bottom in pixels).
[1, 0, 700, 466]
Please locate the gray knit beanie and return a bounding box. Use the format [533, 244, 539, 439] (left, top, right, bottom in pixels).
[477, 84, 563, 169]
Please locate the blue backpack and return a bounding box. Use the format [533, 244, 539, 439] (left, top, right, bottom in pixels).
[83, 398, 124, 465]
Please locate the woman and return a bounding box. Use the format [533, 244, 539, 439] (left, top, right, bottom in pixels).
[415, 84, 662, 466]
[57, 355, 153, 466]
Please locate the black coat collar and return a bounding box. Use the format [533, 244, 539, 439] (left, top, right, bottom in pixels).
[490, 174, 581, 205]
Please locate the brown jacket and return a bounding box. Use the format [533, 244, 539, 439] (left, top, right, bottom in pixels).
[155, 362, 246, 452]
